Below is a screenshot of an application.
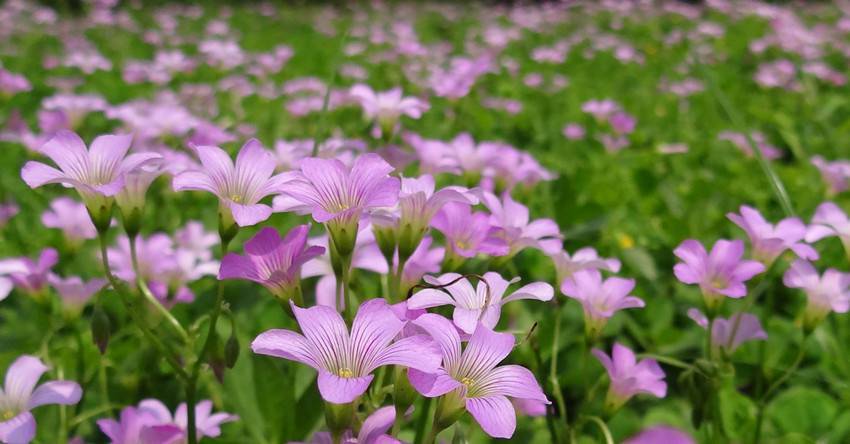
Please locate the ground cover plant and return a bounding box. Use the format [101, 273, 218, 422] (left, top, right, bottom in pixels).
[1, 0, 850, 442]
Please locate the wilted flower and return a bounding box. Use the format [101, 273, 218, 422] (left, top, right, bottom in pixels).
[274, 154, 400, 258]
[727, 205, 818, 265]
[41, 197, 97, 246]
[407, 272, 553, 334]
[21, 131, 161, 230]
[219, 226, 325, 305]
[173, 139, 290, 228]
[783, 259, 850, 331]
[409, 315, 549, 439]
[0, 355, 82, 444]
[252, 299, 441, 404]
[673, 239, 764, 311]
[560, 269, 643, 338]
[687, 309, 767, 354]
[592, 343, 666, 411]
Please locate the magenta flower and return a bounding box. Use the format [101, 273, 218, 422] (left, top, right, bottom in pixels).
[251, 299, 441, 404]
[135, 399, 238, 441]
[806, 202, 850, 249]
[299, 405, 398, 444]
[409, 315, 549, 439]
[408, 272, 553, 334]
[218, 226, 325, 302]
[582, 99, 620, 121]
[727, 205, 818, 265]
[609, 111, 636, 135]
[274, 153, 400, 256]
[624, 426, 695, 444]
[673, 239, 765, 309]
[783, 259, 850, 329]
[97, 406, 182, 444]
[40, 197, 97, 245]
[21, 131, 161, 227]
[562, 123, 585, 140]
[431, 202, 509, 264]
[549, 247, 621, 286]
[592, 343, 666, 411]
[173, 139, 289, 227]
[482, 192, 562, 257]
[349, 84, 428, 131]
[560, 269, 643, 338]
[687, 309, 767, 354]
[48, 275, 107, 313]
[0, 355, 82, 443]
[811, 156, 850, 196]
[8, 249, 58, 297]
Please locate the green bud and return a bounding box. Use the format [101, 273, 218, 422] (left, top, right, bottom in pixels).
[393, 367, 417, 414]
[324, 401, 355, 442]
[91, 305, 111, 354]
[225, 333, 240, 369]
[86, 199, 115, 235]
[373, 225, 397, 265]
[119, 206, 143, 240]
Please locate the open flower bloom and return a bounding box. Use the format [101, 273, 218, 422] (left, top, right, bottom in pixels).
[173, 139, 290, 227]
[251, 299, 441, 404]
[40, 197, 97, 245]
[218, 226, 325, 303]
[687, 309, 767, 354]
[783, 259, 850, 330]
[550, 247, 621, 286]
[560, 269, 643, 338]
[274, 153, 400, 257]
[624, 426, 695, 444]
[0, 259, 28, 302]
[431, 202, 508, 262]
[811, 156, 850, 195]
[48, 275, 107, 313]
[673, 239, 764, 310]
[806, 202, 850, 250]
[373, 175, 473, 258]
[20, 131, 161, 227]
[407, 272, 553, 334]
[0, 355, 82, 443]
[409, 315, 549, 439]
[349, 84, 428, 131]
[115, 159, 165, 222]
[8, 249, 58, 297]
[299, 405, 399, 444]
[302, 229, 389, 310]
[592, 343, 666, 411]
[481, 192, 562, 257]
[135, 399, 238, 441]
[727, 205, 818, 265]
[97, 406, 183, 444]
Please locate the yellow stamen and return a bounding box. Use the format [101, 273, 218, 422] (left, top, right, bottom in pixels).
[460, 377, 474, 386]
[2, 410, 15, 420]
[230, 194, 243, 203]
[338, 368, 354, 378]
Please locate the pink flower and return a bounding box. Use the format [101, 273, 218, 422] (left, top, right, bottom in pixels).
[431, 202, 509, 262]
[624, 426, 695, 444]
[8, 249, 58, 297]
[560, 269, 643, 337]
[687, 309, 767, 354]
[550, 247, 621, 285]
[582, 99, 620, 121]
[673, 239, 765, 309]
[784, 259, 850, 329]
[48, 275, 107, 313]
[173, 139, 290, 227]
[482, 192, 562, 257]
[593, 343, 666, 411]
[562, 123, 585, 140]
[40, 197, 97, 245]
[349, 84, 428, 130]
[811, 156, 850, 195]
[727, 205, 818, 265]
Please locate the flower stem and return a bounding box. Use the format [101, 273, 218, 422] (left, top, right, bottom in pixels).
[549, 300, 569, 433]
[584, 416, 614, 444]
[413, 397, 435, 444]
[128, 234, 190, 343]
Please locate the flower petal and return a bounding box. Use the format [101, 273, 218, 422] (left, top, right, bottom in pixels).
[465, 395, 516, 439]
[317, 371, 373, 404]
[0, 411, 36, 444]
[251, 329, 320, 370]
[27, 380, 81, 409]
[4, 355, 47, 405]
[473, 365, 549, 402]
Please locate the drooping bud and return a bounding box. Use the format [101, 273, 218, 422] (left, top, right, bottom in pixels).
[225, 332, 240, 369]
[91, 304, 111, 354]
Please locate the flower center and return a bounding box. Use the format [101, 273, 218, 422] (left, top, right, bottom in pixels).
[2, 410, 15, 420]
[460, 376, 475, 387]
[230, 194, 243, 203]
[710, 276, 727, 289]
[337, 367, 354, 378]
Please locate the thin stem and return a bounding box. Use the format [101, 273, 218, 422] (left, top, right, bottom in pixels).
[98, 358, 110, 417]
[187, 237, 232, 444]
[752, 332, 809, 444]
[342, 254, 354, 324]
[413, 397, 435, 444]
[549, 300, 569, 432]
[585, 416, 614, 444]
[129, 234, 190, 343]
[706, 314, 716, 361]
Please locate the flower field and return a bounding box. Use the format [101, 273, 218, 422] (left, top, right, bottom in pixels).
[1, 0, 850, 443]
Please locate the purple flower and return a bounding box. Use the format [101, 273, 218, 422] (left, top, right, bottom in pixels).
[624, 426, 695, 444]
[8, 249, 58, 297]
[274, 154, 400, 256]
[582, 99, 620, 121]
[811, 156, 850, 195]
[550, 247, 621, 286]
[349, 84, 428, 130]
[687, 309, 767, 354]
[806, 202, 850, 249]
[48, 275, 107, 313]
[298, 405, 399, 444]
[40, 197, 97, 245]
[727, 205, 818, 265]
[560, 269, 643, 337]
[673, 239, 765, 309]
[0, 355, 82, 443]
[431, 202, 509, 263]
[408, 272, 553, 334]
[562, 123, 585, 140]
[0, 68, 31, 95]
[718, 131, 782, 161]
[219, 226, 325, 302]
[251, 299, 441, 404]
[0, 259, 28, 302]
[0, 201, 19, 228]
[135, 399, 238, 441]
[609, 111, 636, 135]
[115, 159, 165, 219]
[592, 343, 666, 411]
[783, 259, 850, 329]
[482, 192, 562, 257]
[21, 131, 161, 226]
[399, 237, 444, 295]
[97, 406, 182, 444]
[173, 139, 290, 227]
[409, 315, 549, 439]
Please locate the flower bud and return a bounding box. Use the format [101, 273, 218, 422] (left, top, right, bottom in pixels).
[225, 332, 240, 369]
[91, 304, 111, 354]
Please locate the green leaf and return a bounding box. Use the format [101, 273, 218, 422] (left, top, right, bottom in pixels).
[718, 386, 757, 440]
[767, 387, 838, 438]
